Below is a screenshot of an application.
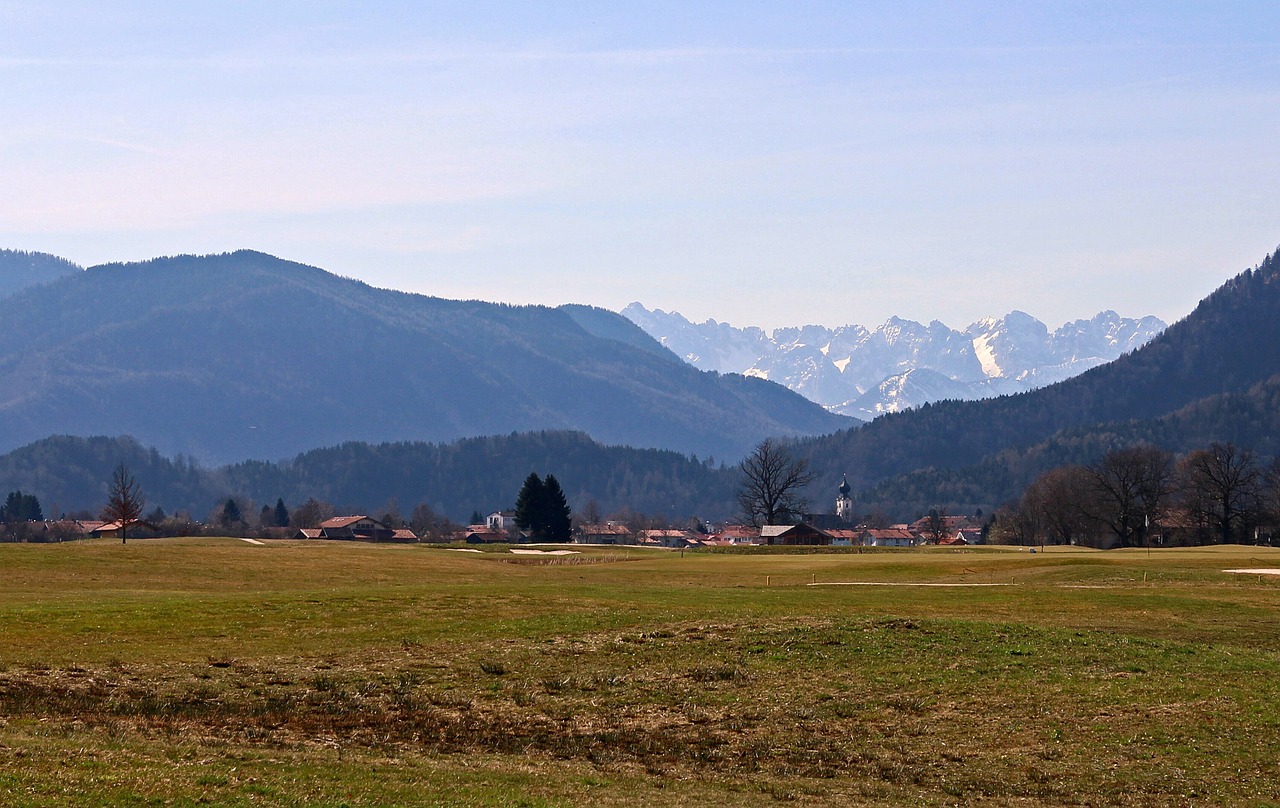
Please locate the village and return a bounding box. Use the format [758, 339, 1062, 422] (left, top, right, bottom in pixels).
[0, 474, 988, 549]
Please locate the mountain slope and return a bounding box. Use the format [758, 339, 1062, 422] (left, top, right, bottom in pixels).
[0, 249, 81, 298]
[854, 373, 1280, 521]
[799, 247, 1280, 494]
[0, 251, 850, 464]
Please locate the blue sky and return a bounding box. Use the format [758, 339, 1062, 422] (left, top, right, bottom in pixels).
[2, 2, 1278, 329]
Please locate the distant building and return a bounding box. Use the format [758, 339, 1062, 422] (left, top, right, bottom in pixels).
[761, 523, 831, 546]
[805, 475, 856, 529]
[858, 528, 916, 547]
[317, 516, 394, 541]
[576, 523, 634, 545]
[463, 526, 508, 543]
[707, 525, 761, 545]
[92, 520, 161, 540]
[486, 511, 517, 532]
[638, 529, 698, 548]
[826, 528, 861, 546]
[836, 475, 854, 524]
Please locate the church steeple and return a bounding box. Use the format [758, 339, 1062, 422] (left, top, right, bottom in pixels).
[836, 475, 853, 524]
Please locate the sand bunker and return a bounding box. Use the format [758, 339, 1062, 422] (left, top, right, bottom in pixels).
[1224, 569, 1280, 576]
[808, 582, 1013, 587]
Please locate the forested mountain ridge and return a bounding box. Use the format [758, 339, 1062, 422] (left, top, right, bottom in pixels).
[0, 249, 81, 298]
[0, 250, 850, 464]
[0, 432, 736, 522]
[854, 373, 1280, 520]
[800, 248, 1280, 496]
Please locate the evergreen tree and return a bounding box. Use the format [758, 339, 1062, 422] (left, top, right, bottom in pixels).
[1, 490, 41, 522]
[222, 497, 242, 526]
[470, 509, 484, 526]
[2, 491, 20, 521]
[542, 474, 572, 541]
[274, 498, 289, 528]
[260, 505, 273, 527]
[513, 473, 546, 537]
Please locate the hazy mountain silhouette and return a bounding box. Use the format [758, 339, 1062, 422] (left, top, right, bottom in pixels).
[0, 250, 851, 464]
[0, 249, 81, 298]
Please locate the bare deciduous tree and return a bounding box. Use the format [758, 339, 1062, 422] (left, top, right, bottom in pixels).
[1088, 446, 1176, 548]
[921, 506, 949, 544]
[1180, 443, 1263, 545]
[1024, 465, 1097, 546]
[102, 463, 145, 545]
[736, 439, 815, 527]
[989, 500, 1039, 546]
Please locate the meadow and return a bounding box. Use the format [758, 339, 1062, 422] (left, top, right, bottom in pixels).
[2, 539, 1280, 806]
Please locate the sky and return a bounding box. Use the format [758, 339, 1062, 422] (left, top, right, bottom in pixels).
[2, 1, 1278, 331]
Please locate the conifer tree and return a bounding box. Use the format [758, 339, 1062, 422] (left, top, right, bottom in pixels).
[513, 473, 545, 537]
[542, 474, 572, 541]
[274, 498, 290, 528]
[222, 498, 242, 527]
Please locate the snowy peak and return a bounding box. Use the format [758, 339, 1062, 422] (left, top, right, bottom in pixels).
[622, 303, 1167, 419]
[621, 302, 767, 373]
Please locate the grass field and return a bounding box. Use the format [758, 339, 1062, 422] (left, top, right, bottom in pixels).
[2, 539, 1280, 806]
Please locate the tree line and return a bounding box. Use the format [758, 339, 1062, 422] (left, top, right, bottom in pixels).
[989, 442, 1280, 547]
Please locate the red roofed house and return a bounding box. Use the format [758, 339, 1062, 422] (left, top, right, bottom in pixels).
[638, 529, 699, 548]
[826, 529, 861, 546]
[575, 523, 634, 545]
[710, 525, 762, 545]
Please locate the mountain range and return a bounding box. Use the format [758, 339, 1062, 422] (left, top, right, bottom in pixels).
[0, 250, 850, 465]
[794, 247, 1280, 514]
[0, 245, 1276, 525]
[622, 304, 1166, 418]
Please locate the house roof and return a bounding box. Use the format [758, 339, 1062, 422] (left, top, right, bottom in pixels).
[297, 529, 323, 539]
[320, 515, 384, 529]
[639, 529, 693, 539]
[863, 528, 915, 540]
[761, 524, 830, 538]
[579, 523, 632, 536]
[826, 529, 861, 540]
[97, 520, 158, 532]
[713, 525, 761, 539]
[391, 529, 418, 540]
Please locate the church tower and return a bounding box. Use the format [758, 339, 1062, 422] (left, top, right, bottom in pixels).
[835, 475, 853, 524]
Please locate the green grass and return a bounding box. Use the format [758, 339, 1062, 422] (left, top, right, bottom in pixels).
[3, 538, 1280, 804]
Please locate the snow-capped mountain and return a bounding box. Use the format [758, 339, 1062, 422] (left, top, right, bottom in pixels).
[621, 303, 1166, 420]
